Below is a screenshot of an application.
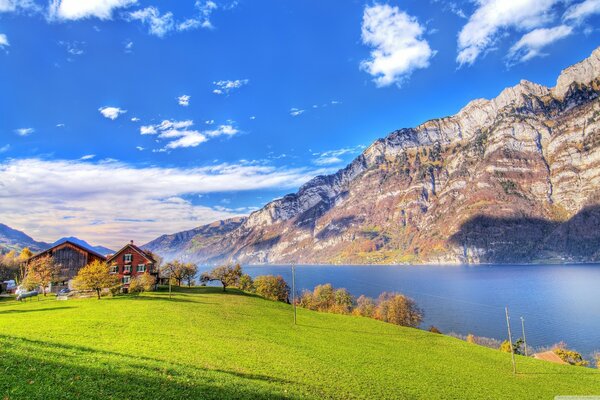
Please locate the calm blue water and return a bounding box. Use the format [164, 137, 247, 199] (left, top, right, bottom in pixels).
[200, 264, 600, 357]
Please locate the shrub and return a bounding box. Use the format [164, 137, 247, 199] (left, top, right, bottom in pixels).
[254, 275, 289, 302]
[353, 295, 376, 318]
[374, 292, 423, 328]
[238, 274, 255, 292]
[466, 334, 476, 344]
[428, 326, 442, 334]
[299, 284, 355, 314]
[129, 273, 157, 293]
[554, 347, 589, 367]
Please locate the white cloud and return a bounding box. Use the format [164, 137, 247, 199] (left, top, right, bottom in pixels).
[80, 154, 95, 160]
[360, 3, 434, 87]
[99, 106, 127, 120]
[0, 144, 9, 153]
[128, 6, 174, 37]
[0, 157, 326, 247]
[131, 117, 140, 122]
[48, 0, 137, 20]
[507, 25, 573, 64]
[564, 0, 600, 23]
[15, 127, 34, 136]
[289, 108, 305, 117]
[0, 33, 9, 48]
[124, 40, 133, 53]
[457, 0, 560, 66]
[59, 40, 85, 56]
[213, 79, 249, 95]
[56, 123, 65, 128]
[178, 94, 191, 107]
[313, 156, 342, 166]
[140, 119, 239, 150]
[136, 146, 144, 151]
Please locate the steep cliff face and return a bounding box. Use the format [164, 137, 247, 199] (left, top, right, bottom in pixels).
[150, 47, 600, 264]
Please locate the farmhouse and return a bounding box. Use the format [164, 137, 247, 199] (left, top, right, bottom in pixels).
[107, 241, 158, 292]
[27, 240, 107, 291]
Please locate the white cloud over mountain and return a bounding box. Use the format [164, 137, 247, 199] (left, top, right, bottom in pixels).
[139, 120, 239, 150]
[0, 158, 326, 247]
[507, 25, 573, 64]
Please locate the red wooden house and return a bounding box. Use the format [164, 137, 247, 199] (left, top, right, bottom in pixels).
[106, 241, 158, 292]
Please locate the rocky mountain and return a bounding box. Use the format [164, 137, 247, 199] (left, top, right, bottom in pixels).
[149, 47, 600, 265]
[51, 237, 114, 256]
[143, 217, 246, 261]
[0, 223, 49, 253]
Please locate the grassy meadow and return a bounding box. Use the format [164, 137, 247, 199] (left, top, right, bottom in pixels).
[0, 287, 598, 399]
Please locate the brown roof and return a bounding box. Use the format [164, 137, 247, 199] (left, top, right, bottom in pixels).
[106, 243, 156, 264]
[533, 351, 568, 365]
[28, 240, 107, 262]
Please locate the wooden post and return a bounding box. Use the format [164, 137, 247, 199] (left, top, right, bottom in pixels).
[292, 265, 297, 325]
[520, 317, 528, 357]
[505, 307, 516, 375]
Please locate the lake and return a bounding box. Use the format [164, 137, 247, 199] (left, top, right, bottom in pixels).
[199, 264, 600, 357]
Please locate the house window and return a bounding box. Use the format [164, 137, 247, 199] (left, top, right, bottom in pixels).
[124, 254, 132, 262]
[137, 264, 146, 273]
[124, 265, 131, 273]
[122, 276, 131, 284]
[110, 265, 118, 274]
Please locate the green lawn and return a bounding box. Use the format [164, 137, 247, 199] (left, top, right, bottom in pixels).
[0, 287, 598, 399]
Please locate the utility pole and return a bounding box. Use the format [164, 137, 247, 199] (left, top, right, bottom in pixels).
[292, 265, 297, 325]
[505, 307, 516, 375]
[169, 275, 172, 299]
[520, 317, 528, 357]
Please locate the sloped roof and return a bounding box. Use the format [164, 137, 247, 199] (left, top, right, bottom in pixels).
[107, 243, 156, 264]
[533, 351, 568, 365]
[28, 240, 107, 262]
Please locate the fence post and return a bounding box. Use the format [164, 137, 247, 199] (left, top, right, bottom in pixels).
[505, 307, 516, 375]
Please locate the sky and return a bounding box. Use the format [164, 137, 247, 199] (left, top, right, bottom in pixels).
[0, 0, 598, 249]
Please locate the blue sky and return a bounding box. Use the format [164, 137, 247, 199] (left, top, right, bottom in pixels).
[0, 0, 598, 248]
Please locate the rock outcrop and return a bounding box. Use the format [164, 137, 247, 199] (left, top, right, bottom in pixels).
[147, 47, 600, 265]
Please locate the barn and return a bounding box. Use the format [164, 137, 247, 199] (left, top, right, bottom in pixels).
[27, 240, 107, 292]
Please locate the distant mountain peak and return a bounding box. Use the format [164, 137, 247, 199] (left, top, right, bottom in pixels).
[51, 237, 114, 256]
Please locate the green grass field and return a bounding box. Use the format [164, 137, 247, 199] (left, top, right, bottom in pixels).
[0, 287, 598, 399]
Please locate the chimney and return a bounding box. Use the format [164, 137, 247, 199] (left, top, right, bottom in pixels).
[130, 240, 134, 245]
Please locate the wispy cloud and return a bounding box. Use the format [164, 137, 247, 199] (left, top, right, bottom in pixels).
[178, 94, 191, 107]
[99, 106, 127, 120]
[289, 108, 305, 117]
[563, 0, 600, 23]
[213, 79, 249, 95]
[15, 127, 34, 136]
[0, 144, 9, 153]
[0, 157, 326, 247]
[360, 3, 435, 87]
[0, 33, 9, 49]
[456, 0, 560, 66]
[48, 0, 137, 21]
[80, 154, 95, 160]
[140, 119, 240, 150]
[312, 145, 365, 166]
[507, 25, 573, 64]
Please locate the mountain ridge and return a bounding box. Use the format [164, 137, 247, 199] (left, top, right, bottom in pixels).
[105, 47, 600, 264]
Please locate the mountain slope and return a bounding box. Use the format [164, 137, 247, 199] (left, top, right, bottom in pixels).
[142, 217, 246, 262]
[0, 223, 49, 253]
[149, 47, 600, 265]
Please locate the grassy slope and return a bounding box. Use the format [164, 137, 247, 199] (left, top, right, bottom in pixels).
[0, 287, 598, 400]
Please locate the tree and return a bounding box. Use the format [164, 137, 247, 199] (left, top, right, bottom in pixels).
[353, 295, 376, 318]
[72, 260, 120, 300]
[182, 263, 198, 287]
[595, 353, 600, 369]
[200, 264, 242, 292]
[129, 273, 157, 293]
[428, 326, 442, 334]
[466, 334, 477, 344]
[298, 284, 355, 314]
[18, 247, 33, 262]
[238, 274, 255, 292]
[161, 261, 187, 286]
[254, 275, 289, 302]
[25, 255, 60, 296]
[374, 293, 423, 328]
[499, 338, 524, 355]
[0, 250, 19, 281]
